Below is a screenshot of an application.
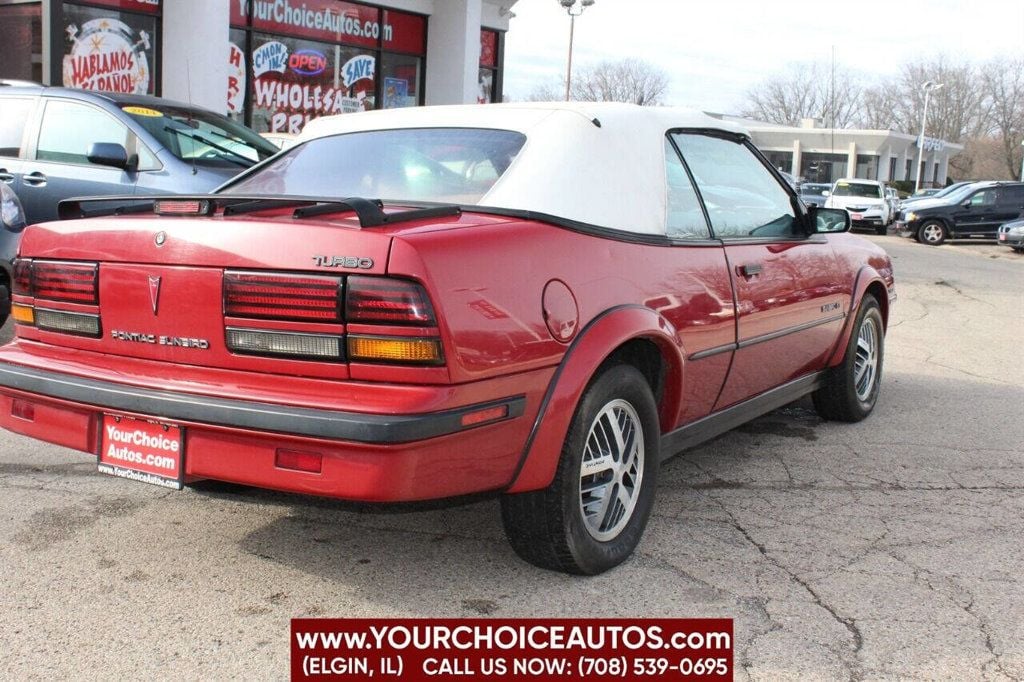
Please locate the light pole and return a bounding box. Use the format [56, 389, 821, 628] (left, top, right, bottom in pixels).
[1019, 139, 1023, 182]
[559, 0, 595, 102]
[914, 80, 943, 193]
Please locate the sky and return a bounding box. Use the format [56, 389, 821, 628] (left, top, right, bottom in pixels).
[502, 0, 1024, 114]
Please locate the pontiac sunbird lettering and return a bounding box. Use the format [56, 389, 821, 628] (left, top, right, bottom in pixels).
[0, 103, 895, 574]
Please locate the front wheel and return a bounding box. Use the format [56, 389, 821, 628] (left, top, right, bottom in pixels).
[813, 296, 884, 422]
[500, 364, 660, 575]
[919, 220, 947, 246]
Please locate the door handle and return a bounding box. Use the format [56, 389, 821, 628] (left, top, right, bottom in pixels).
[0, 169, 12, 183]
[737, 263, 763, 278]
[22, 171, 47, 187]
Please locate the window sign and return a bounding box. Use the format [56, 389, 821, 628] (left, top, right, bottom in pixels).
[251, 34, 375, 134]
[227, 40, 247, 116]
[62, 5, 157, 94]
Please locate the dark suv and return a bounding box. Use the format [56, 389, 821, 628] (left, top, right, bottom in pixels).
[0, 84, 277, 226]
[897, 181, 1024, 245]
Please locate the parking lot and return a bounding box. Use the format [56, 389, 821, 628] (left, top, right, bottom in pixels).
[0, 235, 1021, 680]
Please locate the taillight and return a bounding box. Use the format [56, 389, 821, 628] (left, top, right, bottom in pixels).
[33, 261, 98, 304]
[346, 276, 435, 325]
[10, 259, 101, 334]
[224, 271, 342, 322]
[221, 271, 444, 368]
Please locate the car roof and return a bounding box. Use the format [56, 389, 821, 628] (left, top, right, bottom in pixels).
[0, 85, 213, 113]
[297, 102, 751, 236]
[833, 178, 883, 186]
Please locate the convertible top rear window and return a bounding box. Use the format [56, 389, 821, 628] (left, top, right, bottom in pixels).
[224, 128, 527, 204]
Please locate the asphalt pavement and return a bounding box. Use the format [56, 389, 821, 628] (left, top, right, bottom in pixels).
[0, 235, 1021, 680]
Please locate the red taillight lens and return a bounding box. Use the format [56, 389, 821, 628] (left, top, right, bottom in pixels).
[224, 271, 342, 322]
[32, 261, 98, 304]
[346, 276, 435, 325]
[153, 199, 211, 215]
[12, 258, 32, 296]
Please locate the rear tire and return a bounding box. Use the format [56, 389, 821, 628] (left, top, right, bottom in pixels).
[919, 220, 947, 246]
[813, 296, 884, 422]
[500, 364, 659, 575]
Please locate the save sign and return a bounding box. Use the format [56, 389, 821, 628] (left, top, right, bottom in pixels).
[342, 55, 375, 89]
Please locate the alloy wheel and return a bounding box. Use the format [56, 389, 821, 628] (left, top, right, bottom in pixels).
[578, 399, 645, 542]
[854, 316, 879, 402]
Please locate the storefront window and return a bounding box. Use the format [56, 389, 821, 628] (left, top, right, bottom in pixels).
[61, 1, 160, 95]
[381, 53, 420, 109]
[249, 34, 376, 134]
[235, 2, 427, 133]
[478, 29, 501, 103]
[227, 27, 248, 122]
[0, 3, 43, 82]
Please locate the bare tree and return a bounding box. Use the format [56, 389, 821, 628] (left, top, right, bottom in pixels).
[569, 58, 669, 106]
[742, 62, 862, 128]
[524, 79, 564, 102]
[981, 56, 1024, 178]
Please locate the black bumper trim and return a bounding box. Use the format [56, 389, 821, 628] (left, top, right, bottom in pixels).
[0, 361, 525, 444]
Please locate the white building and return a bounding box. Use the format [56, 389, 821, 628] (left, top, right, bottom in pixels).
[714, 116, 964, 188]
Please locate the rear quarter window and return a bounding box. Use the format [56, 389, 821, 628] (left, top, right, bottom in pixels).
[0, 97, 34, 157]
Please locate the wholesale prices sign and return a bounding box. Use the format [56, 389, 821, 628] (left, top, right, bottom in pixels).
[291, 619, 733, 680]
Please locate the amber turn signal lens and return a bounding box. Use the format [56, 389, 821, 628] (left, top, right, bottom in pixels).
[346, 335, 443, 365]
[11, 304, 34, 325]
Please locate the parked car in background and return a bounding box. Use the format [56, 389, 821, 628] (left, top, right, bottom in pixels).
[897, 181, 1024, 245]
[799, 182, 831, 207]
[824, 178, 891, 234]
[997, 218, 1024, 252]
[885, 187, 900, 221]
[0, 85, 278, 225]
[899, 180, 974, 212]
[260, 132, 298, 150]
[0, 182, 26, 325]
[909, 187, 941, 199]
[0, 103, 895, 575]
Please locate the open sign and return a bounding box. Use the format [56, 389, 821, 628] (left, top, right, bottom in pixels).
[290, 49, 327, 77]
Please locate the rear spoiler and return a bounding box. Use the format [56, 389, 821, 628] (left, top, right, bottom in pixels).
[56, 194, 461, 229]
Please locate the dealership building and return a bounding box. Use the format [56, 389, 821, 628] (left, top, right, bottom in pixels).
[715, 115, 964, 188]
[0, 0, 516, 133]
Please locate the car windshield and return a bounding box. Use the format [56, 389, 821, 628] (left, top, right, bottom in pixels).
[941, 184, 983, 204]
[832, 181, 882, 198]
[222, 128, 527, 204]
[122, 104, 278, 168]
[800, 184, 829, 197]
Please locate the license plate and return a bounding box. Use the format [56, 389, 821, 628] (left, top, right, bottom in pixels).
[999, 234, 1006, 241]
[851, 213, 863, 221]
[98, 414, 184, 490]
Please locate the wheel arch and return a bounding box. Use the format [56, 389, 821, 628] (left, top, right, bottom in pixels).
[505, 305, 685, 494]
[826, 266, 890, 367]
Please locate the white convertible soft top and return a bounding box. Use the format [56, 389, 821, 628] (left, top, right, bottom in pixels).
[297, 103, 749, 236]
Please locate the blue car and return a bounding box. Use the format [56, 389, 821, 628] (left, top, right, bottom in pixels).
[0, 83, 278, 225]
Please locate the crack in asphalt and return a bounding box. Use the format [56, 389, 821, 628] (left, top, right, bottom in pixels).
[687, 460, 865, 681]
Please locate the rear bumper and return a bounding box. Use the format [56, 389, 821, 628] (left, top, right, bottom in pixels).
[0, 358, 548, 502]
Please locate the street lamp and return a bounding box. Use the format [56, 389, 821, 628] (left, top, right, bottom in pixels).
[914, 80, 943, 193]
[558, 0, 595, 102]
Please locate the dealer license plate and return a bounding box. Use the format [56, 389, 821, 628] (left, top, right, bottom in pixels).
[851, 213, 863, 221]
[98, 414, 184, 490]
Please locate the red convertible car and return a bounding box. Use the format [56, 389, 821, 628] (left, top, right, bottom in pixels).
[0, 104, 894, 574]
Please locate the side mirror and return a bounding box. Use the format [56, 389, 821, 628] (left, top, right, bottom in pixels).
[810, 206, 850, 233]
[87, 142, 134, 171]
[962, 200, 972, 209]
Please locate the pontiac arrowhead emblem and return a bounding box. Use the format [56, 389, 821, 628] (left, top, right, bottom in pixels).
[148, 276, 161, 315]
